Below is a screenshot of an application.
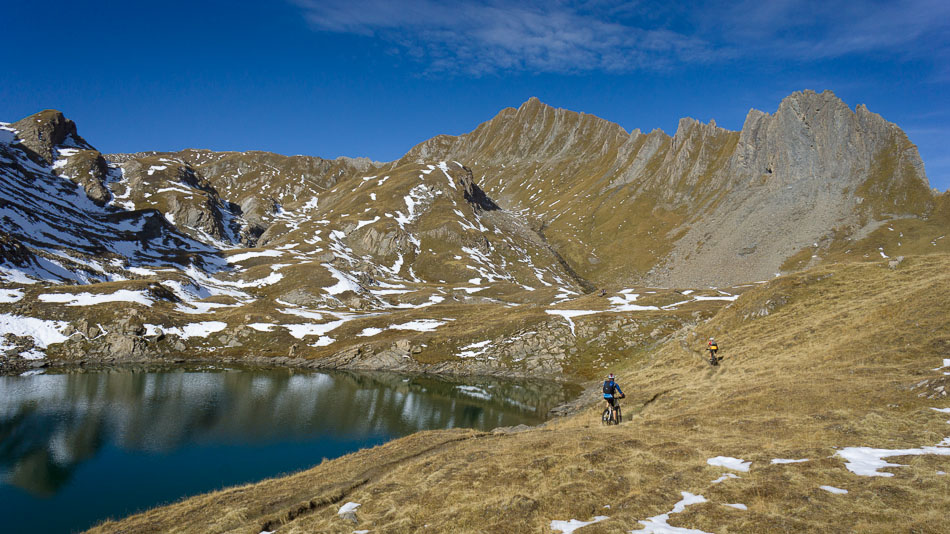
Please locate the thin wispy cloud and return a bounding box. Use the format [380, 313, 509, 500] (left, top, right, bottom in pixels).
[291, 0, 950, 74]
[291, 0, 718, 74]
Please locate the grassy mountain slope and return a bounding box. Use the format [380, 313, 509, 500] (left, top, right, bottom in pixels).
[88, 254, 950, 533]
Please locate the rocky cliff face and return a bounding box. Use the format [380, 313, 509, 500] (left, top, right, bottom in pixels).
[405, 90, 940, 286]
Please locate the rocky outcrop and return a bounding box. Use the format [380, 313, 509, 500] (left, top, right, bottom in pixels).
[55, 149, 112, 205]
[12, 110, 93, 164]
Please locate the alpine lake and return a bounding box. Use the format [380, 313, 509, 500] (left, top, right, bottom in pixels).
[0, 364, 580, 533]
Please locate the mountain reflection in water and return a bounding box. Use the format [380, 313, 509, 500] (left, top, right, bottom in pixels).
[0, 367, 576, 499]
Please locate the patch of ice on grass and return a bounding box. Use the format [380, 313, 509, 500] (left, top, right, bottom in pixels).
[358, 327, 384, 337]
[147, 165, 167, 175]
[389, 319, 445, 332]
[19, 369, 44, 376]
[550, 515, 608, 533]
[0, 288, 24, 303]
[38, 289, 152, 307]
[338, 502, 361, 515]
[771, 458, 809, 464]
[707, 456, 751, 472]
[820, 485, 848, 494]
[711, 473, 739, 484]
[930, 408, 950, 413]
[248, 323, 276, 332]
[837, 440, 950, 476]
[630, 492, 710, 534]
[723, 503, 748, 510]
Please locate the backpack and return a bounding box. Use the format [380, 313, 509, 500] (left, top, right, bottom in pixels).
[603, 381, 615, 395]
[709, 342, 718, 351]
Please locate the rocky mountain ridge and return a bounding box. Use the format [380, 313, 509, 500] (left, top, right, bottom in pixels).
[0, 91, 947, 377]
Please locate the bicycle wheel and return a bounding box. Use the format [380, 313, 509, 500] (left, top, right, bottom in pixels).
[616, 407, 622, 424]
[602, 408, 610, 425]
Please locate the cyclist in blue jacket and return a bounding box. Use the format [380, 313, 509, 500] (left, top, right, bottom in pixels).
[603, 373, 625, 423]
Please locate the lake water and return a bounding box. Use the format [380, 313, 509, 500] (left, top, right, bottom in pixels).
[0, 366, 578, 533]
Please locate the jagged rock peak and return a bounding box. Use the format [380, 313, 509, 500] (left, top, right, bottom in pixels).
[11, 109, 92, 164]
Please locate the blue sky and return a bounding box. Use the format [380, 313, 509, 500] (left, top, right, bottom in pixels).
[2, 0, 948, 190]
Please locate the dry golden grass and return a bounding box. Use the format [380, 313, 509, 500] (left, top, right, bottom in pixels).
[87, 255, 950, 533]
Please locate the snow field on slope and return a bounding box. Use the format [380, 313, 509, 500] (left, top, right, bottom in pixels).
[0, 289, 24, 303]
[38, 289, 153, 307]
[0, 313, 70, 351]
[144, 321, 227, 340]
[227, 249, 285, 264]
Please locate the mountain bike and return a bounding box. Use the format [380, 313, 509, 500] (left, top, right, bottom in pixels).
[601, 400, 622, 425]
[708, 349, 720, 366]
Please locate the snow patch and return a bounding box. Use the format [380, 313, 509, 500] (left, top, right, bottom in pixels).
[338, 502, 361, 515]
[145, 321, 227, 340]
[771, 458, 809, 464]
[227, 249, 284, 263]
[389, 319, 445, 332]
[820, 485, 848, 494]
[0, 314, 71, 353]
[550, 515, 609, 533]
[357, 327, 384, 337]
[38, 289, 152, 307]
[707, 456, 751, 472]
[0, 289, 24, 303]
[630, 492, 710, 534]
[837, 439, 950, 477]
[546, 309, 597, 336]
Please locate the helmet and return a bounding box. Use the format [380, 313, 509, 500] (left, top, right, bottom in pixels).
[607, 373, 615, 380]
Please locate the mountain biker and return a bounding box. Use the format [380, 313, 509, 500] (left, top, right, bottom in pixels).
[603, 373, 625, 423]
[707, 337, 719, 364]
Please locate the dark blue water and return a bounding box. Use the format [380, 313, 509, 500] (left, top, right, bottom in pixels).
[0, 366, 577, 533]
